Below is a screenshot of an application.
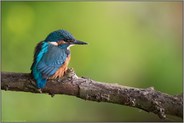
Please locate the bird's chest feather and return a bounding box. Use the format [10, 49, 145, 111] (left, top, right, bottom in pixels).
[45, 45, 71, 79]
[50, 55, 71, 79]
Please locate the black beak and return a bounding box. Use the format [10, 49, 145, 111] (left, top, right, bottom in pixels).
[73, 40, 88, 45]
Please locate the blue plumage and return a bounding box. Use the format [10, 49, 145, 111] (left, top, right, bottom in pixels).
[31, 29, 87, 89]
[45, 30, 75, 42]
[37, 44, 68, 76]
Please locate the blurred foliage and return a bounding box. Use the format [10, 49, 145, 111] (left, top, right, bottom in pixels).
[1, 1, 182, 122]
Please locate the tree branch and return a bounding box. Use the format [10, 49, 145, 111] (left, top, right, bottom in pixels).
[1, 68, 183, 119]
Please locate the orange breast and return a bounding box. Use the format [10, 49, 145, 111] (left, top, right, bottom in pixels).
[50, 55, 71, 79]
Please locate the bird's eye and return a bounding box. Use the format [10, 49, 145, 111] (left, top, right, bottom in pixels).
[64, 39, 74, 43]
[68, 40, 73, 43]
[63, 39, 69, 42]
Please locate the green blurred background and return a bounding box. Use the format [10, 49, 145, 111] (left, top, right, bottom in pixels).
[1, 1, 182, 122]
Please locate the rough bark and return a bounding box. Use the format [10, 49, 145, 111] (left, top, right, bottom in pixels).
[1, 68, 183, 119]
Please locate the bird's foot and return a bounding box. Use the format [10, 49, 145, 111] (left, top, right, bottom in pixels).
[65, 68, 78, 79]
[57, 77, 67, 82]
[56, 68, 78, 84]
[48, 68, 77, 83]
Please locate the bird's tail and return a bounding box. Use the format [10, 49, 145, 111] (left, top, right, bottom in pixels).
[36, 78, 47, 89]
[31, 67, 47, 89]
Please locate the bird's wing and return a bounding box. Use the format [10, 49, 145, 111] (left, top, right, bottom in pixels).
[37, 44, 68, 77]
[30, 41, 50, 88]
[30, 41, 48, 70]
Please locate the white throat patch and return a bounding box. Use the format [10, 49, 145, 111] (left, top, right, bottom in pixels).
[49, 42, 74, 49]
[67, 44, 74, 50]
[49, 42, 58, 46]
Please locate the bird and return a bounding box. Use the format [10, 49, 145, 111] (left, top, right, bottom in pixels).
[30, 29, 87, 89]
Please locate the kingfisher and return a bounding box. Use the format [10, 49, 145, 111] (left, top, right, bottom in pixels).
[31, 29, 87, 89]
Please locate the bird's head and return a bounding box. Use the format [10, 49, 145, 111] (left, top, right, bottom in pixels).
[44, 29, 87, 49]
